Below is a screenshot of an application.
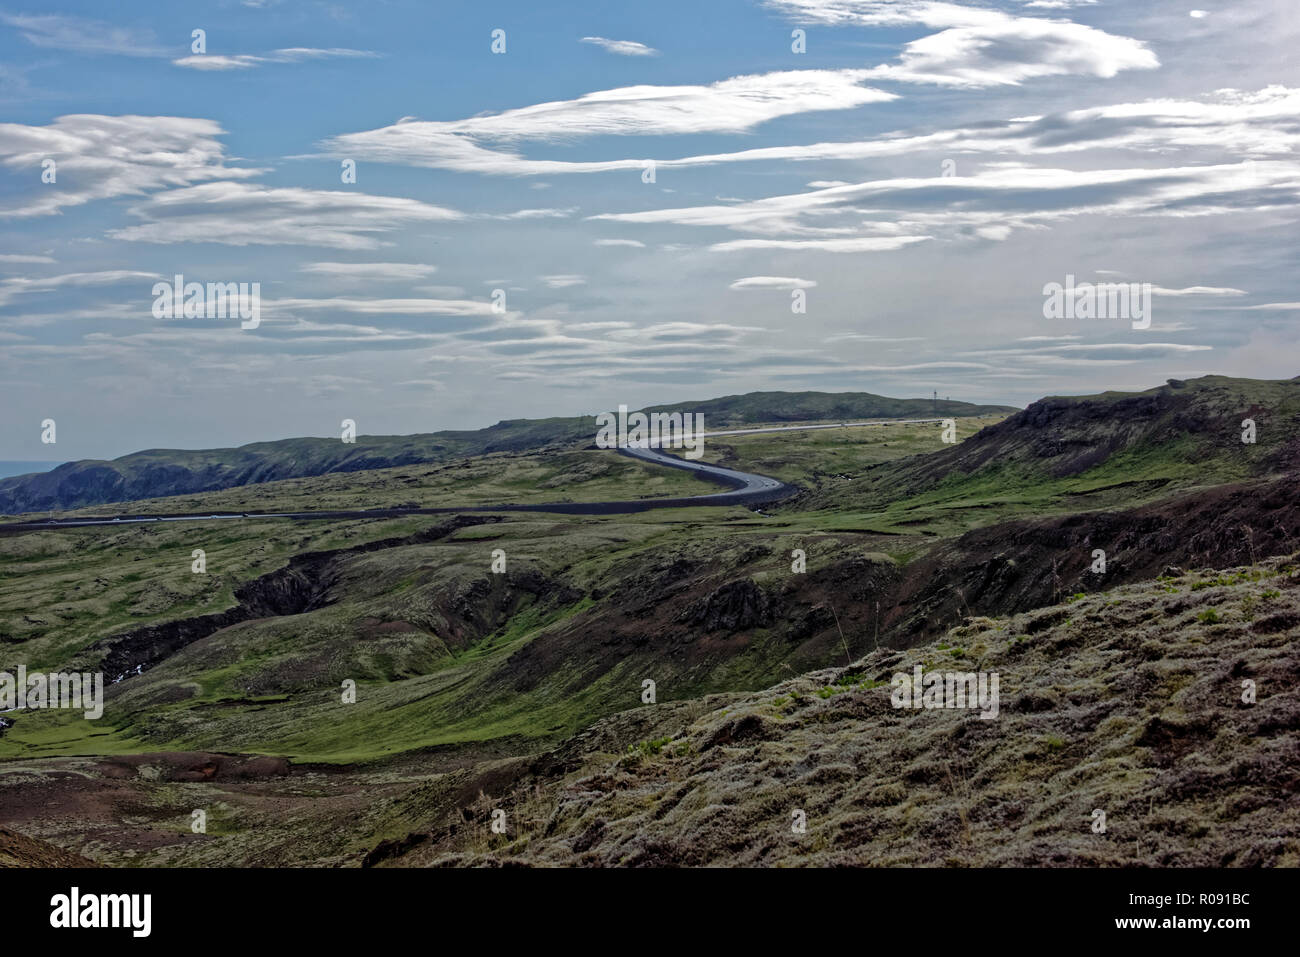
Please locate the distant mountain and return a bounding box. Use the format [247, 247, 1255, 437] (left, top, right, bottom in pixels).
[649, 391, 1016, 427]
[0, 391, 1016, 515]
[803, 375, 1300, 513]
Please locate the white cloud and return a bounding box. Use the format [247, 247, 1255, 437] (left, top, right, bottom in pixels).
[580, 37, 659, 56]
[710, 237, 930, 252]
[0, 13, 168, 57]
[824, 334, 925, 343]
[1150, 285, 1247, 296]
[593, 238, 645, 247]
[729, 276, 818, 289]
[311, 81, 1300, 182]
[173, 48, 379, 70]
[488, 207, 578, 220]
[299, 262, 438, 281]
[320, 70, 896, 174]
[0, 254, 55, 264]
[0, 114, 259, 218]
[109, 182, 464, 249]
[592, 158, 1300, 245]
[0, 269, 157, 308]
[866, 15, 1157, 87]
[266, 297, 499, 317]
[763, 1, 1157, 87]
[172, 55, 267, 71]
[273, 48, 381, 62]
[539, 275, 587, 288]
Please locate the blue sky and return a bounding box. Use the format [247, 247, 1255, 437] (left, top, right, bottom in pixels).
[1, 0, 1298, 459]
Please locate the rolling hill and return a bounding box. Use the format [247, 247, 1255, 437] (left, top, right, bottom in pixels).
[796, 375, 1300, 519]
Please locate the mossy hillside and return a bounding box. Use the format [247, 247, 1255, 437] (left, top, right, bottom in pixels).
[0, 516, 443, 670]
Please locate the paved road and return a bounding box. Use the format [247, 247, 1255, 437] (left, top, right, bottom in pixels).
[0, 418, 945, 531]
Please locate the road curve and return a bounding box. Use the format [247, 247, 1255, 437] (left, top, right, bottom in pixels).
[0, 443, 797, 531]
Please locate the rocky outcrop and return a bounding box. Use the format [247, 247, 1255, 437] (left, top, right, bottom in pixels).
[678, 579, 776, 632]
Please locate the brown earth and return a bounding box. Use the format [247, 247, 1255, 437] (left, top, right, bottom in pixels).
[0, 824, 97, 867]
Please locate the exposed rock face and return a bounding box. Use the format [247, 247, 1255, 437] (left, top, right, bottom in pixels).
[678, 579, 775, 632]
[886, 473, 1300, 647]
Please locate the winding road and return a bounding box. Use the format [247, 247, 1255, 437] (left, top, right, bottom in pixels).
[0, 419, 945, 530]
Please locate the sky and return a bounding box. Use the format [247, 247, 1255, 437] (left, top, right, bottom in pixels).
[1, 0, 1297, 460]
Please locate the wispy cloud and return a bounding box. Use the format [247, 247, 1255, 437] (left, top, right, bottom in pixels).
[487, 207, 578, 220]
[0, 115, 259, 218]
[109, 182, 464, 249]
[320, 70, 896, 174]
[316, 79, 1300, 181]
[0, 12, 169, 57]
[0, 253, 55, 264]
[591, 159, 1300, 248]
[266, 297, 499, 317]
[539, 274, 587, 288]
[762, 0, 1157, 87]
[729, 276, 818, 289]
[173, 47, 380, 70]
[580, 36, 659, 56]
[710, 237, 930, 253]
[299, 262, 438, 281]
[0, 269, 157, 308]
[1150, 285, 1248, 296]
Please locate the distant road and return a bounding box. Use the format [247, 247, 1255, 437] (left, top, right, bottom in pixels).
[0, 418, 946, 531]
